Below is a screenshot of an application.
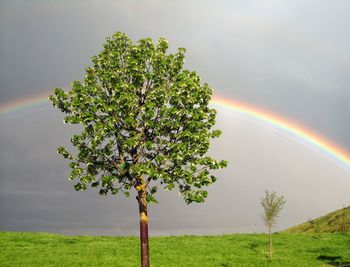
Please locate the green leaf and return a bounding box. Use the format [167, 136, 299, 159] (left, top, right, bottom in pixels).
[57, 146, 72, 159]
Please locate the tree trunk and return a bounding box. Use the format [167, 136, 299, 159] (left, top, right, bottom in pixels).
[137, 179, 150, 267]
[268, 225, 272, 259]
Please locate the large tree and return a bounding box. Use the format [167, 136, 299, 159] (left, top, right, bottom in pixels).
[49, 32, 227, 267]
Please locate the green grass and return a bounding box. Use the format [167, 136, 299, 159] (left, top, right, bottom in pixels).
[283, 205, 350, 233]
[1, 232, 350, 266]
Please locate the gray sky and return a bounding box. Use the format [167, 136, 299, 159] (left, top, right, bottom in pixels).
[0, 0, 350, 235]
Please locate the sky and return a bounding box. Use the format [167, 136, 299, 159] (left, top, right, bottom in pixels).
[0, 0, 350, 235]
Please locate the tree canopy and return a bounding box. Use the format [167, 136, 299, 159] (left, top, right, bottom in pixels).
[49, 32, 227, 204]
[261, 190, 286, 227]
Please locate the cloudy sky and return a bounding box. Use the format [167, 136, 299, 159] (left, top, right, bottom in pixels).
[0, 0, 350, 235]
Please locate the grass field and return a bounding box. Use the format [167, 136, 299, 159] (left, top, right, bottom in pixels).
[1, 232, 350, 266]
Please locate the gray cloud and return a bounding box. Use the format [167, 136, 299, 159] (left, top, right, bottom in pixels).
[1, 0, 349, 146]
[0, 0, 349, 235]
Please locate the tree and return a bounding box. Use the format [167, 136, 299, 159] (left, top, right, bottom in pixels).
[260, 190, 286, 259]
[49, 32, 227, 267]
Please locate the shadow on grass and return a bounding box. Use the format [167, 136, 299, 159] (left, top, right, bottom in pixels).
[249, 243, 259, 253]
[317, 255, 350, 266]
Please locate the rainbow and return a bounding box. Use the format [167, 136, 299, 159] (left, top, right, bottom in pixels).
[213, 96, 350, 170]
[0, 92, 349, 170]
[0, 92, 50, 116]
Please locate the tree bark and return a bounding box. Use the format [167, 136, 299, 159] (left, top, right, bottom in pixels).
[137, 179, 150, 267]
[268, 225, 272, 259]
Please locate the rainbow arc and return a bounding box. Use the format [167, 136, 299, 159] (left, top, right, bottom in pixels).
[212, 96, 350, 169]
[1, 92, 349, 170]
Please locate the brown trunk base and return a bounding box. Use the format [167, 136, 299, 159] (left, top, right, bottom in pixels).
[137, 179, 150, 267]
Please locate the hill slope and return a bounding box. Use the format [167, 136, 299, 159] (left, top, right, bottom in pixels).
[284, 205, 350, 233]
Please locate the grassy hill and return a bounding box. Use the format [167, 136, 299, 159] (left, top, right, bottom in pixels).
[283, 205, 350, 233]
[1, 232, 350, 266]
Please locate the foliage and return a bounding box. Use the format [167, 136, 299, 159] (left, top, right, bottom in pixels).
[49, 32, 227, 204]
[1, 232, 350, 267]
